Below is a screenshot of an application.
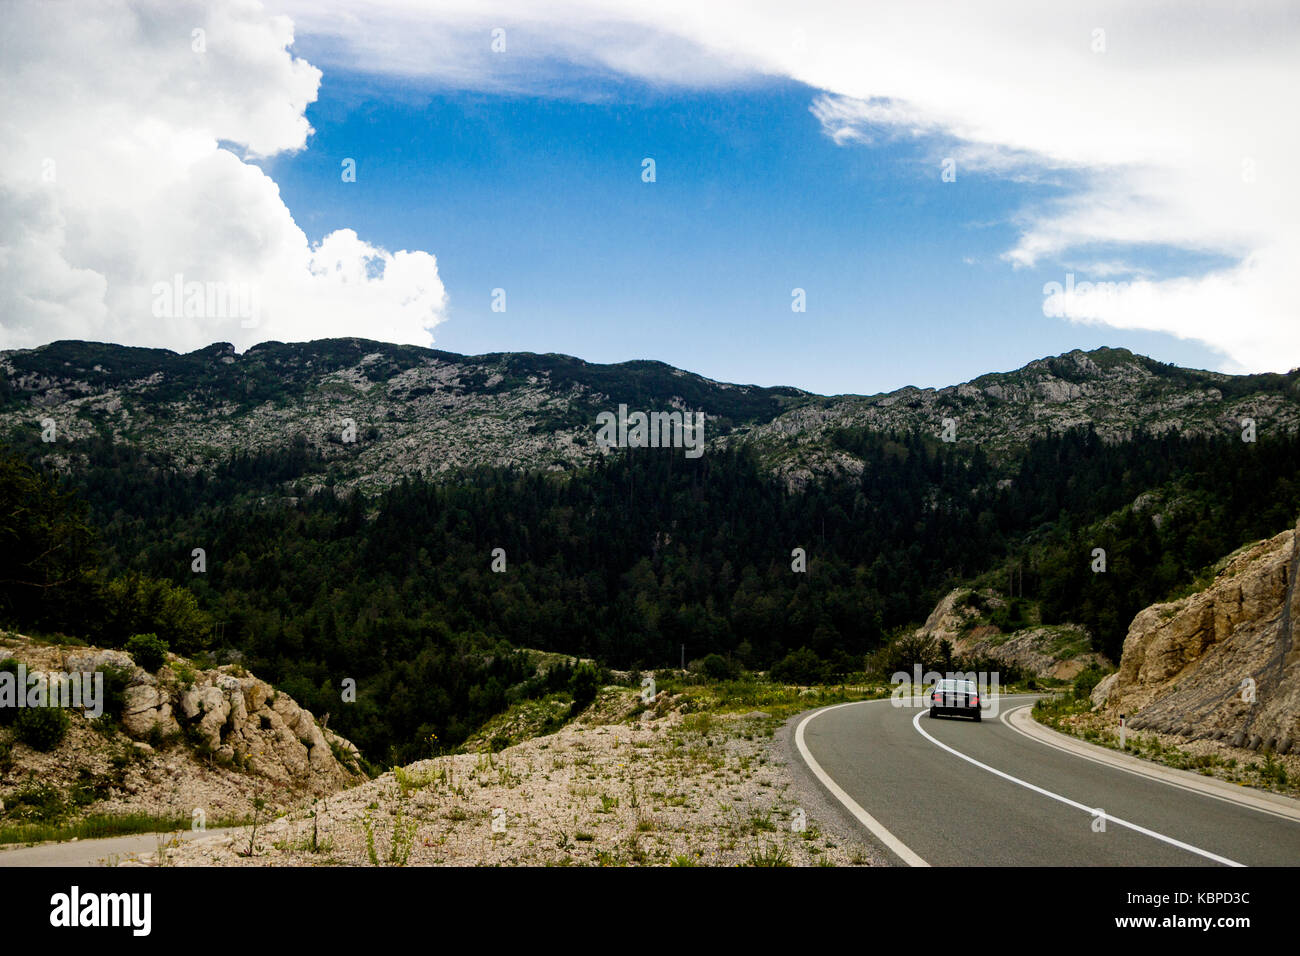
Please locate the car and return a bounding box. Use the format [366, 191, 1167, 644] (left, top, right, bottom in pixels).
[929, 679, 982, 721]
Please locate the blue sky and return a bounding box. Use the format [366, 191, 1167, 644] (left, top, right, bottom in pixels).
[262, 71, 1225, 396]
[9, 2, 1290, 392]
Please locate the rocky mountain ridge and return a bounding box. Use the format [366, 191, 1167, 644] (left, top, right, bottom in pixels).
[3, 339, 1298, 492]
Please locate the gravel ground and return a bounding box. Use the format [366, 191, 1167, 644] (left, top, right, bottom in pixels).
[772, 703, 886, 866]
[168, 688, 881, 867]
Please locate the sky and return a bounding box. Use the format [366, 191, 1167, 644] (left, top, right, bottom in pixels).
[1, 1, 1296, 395]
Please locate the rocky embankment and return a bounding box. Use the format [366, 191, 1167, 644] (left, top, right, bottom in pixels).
[913, 587, 1106, 680]
[0, 634, 363, 824]
[1092, 522, 1300, 755]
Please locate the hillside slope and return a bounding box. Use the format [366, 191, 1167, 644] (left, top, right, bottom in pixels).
[1093, 520, 1300, 755]
[165, 684, 878, 868]
[0, 632, 364, 834]
[911, 587, 1107, 681]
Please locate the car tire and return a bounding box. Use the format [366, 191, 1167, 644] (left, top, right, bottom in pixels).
[973, 710, 982, 722]
[929, 706, 937, 719]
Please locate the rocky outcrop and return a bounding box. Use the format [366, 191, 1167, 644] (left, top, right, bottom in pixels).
[62, 648, 363, 792]
[1092, 522, 1300, 755]
[912, 587, 1106, 680]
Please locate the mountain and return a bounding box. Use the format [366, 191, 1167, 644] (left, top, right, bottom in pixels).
[733, 348, 1300, 488]
[4, 339, 1298, 491]
[0, 339, 807, 490]
[4, 338, 1300, 764]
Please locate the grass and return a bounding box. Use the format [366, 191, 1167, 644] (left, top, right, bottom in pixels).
[746, 842, 793, 867]
[655, 676, 888, 730]
[1043, 626, 1093, 659]
[1034, 692, 1295, 795]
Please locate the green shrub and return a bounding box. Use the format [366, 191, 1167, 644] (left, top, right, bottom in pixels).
[868, 633, 942, 679]
[5, 779, 66, 822]
[568, 663, 602, 714]
[1073, 665, 1106, 701]
[14, 705, 70, 751]
[125, 633, 168, 672]
[699, 654, 736, 682]
[769, 647, 829, 685]
[99, 573, 207, 654]
[991, 597, 1030, 632]
[96, 664, 133, 723]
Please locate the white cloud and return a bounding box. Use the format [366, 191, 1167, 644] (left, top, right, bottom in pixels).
[277, 0, 1300, 372]
[0, 0, 447, 354]
[5, 0, 1295, 371]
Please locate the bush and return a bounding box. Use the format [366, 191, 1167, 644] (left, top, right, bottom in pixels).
[991, 597, 1030, 632]
[698, 654, 737, 682]
[568, 662, 602, 714]
[95, 663, 133, 724]
[4, 779, 66, 822]
[99, 574, 207, 654]
[1073, 665, 1106, 701]
[769, 647, 829, 685]
[868, 633, 942, 679]
[14, 705, 70, 751]
[125, 633, 168, 672]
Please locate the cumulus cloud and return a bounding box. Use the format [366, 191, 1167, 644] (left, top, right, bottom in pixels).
[280, 0, 1300, 372]
[0, 0, 447, 354]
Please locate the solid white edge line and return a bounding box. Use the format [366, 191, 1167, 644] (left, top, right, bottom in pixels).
[795, 701, 930, 867]
[911, 709, 1244, 867]
[1000, 704, 1300, 825]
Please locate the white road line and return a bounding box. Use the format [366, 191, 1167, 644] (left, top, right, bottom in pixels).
[1000, 704, 1300, 825]
[911, 709, 1244, 867]
[795, 701, 929, 867]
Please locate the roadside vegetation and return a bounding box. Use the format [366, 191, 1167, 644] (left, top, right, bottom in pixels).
[1033, 669, 1297, 797]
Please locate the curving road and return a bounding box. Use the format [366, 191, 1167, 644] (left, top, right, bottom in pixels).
[794, 695, 1300, 866]
[0, 827, 235, 867]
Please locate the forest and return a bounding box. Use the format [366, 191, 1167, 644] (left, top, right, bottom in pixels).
[2, 424, 1297, 764]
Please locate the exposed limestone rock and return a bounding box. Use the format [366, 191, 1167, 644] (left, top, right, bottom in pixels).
[37, 640, 362, 793]
[912, 587, 1107, 679]
[6, 341, 1298, 495]
[1094, 522, 1300, 750]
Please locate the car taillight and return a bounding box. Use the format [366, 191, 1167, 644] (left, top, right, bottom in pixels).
[972, 696, 979, 705]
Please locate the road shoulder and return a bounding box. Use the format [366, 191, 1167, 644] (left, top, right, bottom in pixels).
[1009, 704, 1300, 823]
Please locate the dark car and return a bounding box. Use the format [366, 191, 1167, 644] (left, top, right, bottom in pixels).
[929, 679, 982, 721]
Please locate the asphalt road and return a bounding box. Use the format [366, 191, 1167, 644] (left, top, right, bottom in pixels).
[795, 695, 1300, 866]
[0, 827, 234, 867]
